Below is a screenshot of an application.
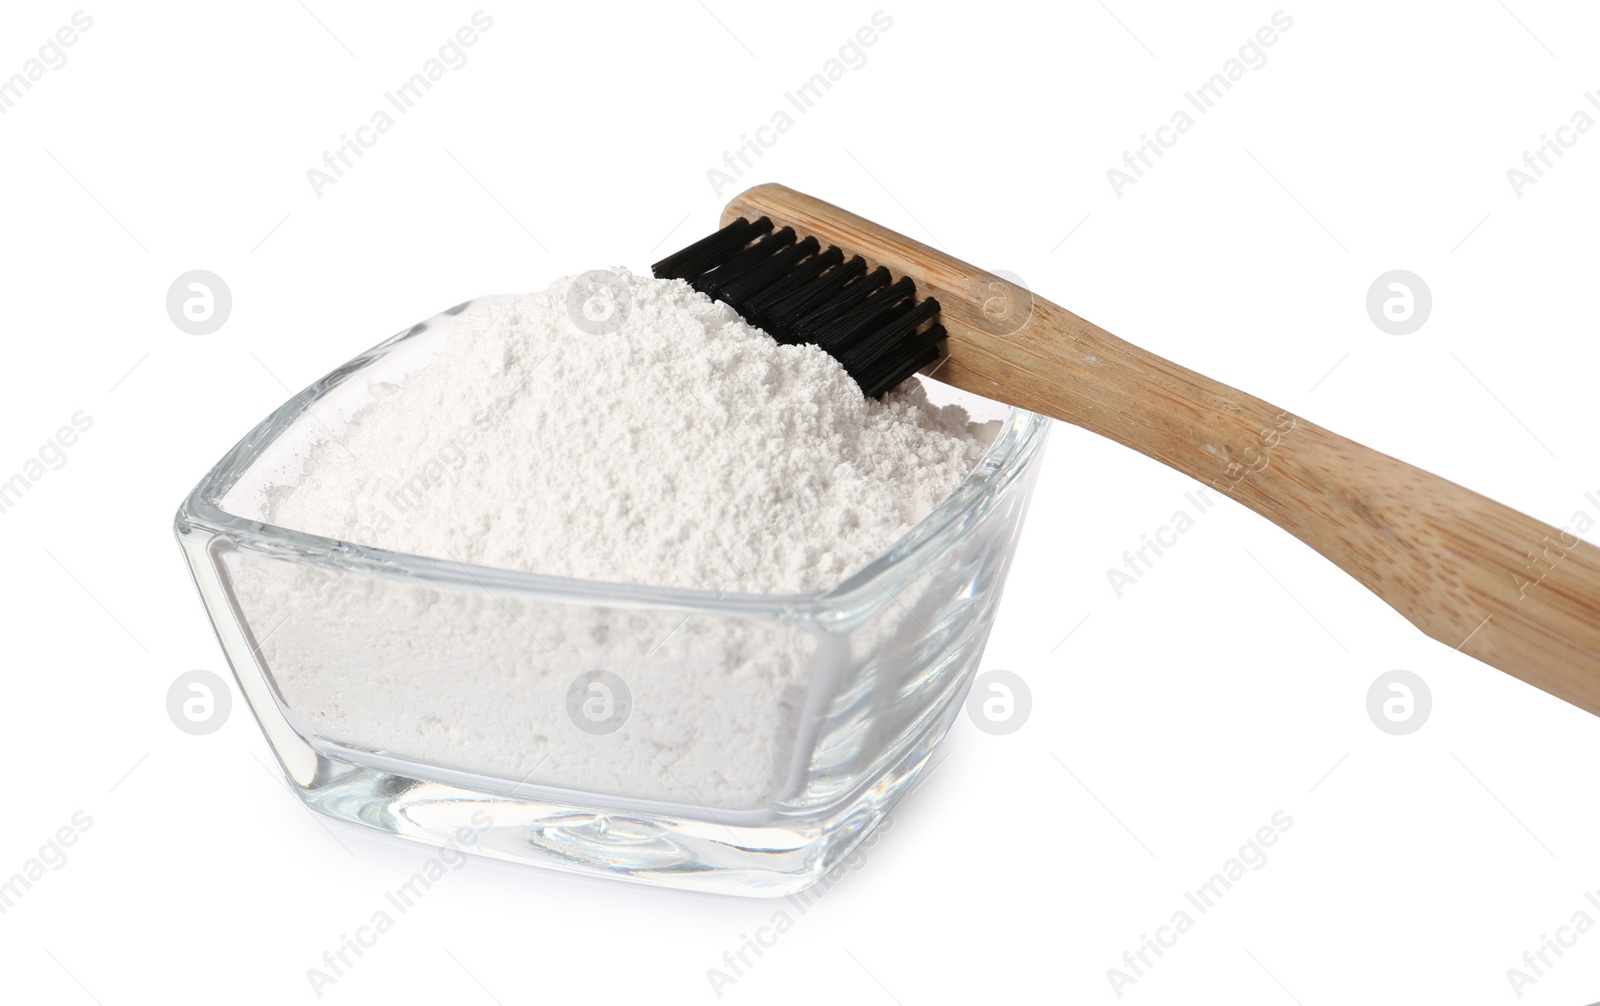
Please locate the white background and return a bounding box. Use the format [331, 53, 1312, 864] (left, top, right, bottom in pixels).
[2, 1, 1598, 1003]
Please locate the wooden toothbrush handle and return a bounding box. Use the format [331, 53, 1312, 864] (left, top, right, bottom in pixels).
[724, 183, 1600, 716]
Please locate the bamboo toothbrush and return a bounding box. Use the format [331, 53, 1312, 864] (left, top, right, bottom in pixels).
[653, 183, 1600, 717]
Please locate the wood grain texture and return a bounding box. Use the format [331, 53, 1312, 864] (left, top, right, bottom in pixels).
[723, 183, 1600, 716]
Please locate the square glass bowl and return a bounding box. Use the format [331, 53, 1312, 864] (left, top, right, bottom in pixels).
[174, 293, 1049, 897]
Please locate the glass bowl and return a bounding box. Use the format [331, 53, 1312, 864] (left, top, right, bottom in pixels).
[173, 293, 1049, 897]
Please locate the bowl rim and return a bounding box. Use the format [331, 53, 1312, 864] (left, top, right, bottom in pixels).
[175, 291, 1050, 622]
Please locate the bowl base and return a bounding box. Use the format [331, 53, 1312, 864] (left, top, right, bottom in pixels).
[273, 731, 938, 898]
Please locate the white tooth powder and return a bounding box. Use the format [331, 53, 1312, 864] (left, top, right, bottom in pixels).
[226, 270, 997, 808]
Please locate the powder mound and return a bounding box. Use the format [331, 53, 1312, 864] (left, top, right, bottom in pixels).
[270, 269, 998, 594]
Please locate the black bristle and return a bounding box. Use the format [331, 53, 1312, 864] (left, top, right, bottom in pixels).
[742, 246, 841, 328]
[837, 296, 940, 373]
[652, 216, 771, 281]
[810, 276, 916, 353]
[858, 324, 945, 398]
[764, 256, 866, 341]
[651, 217, 947, 398]
[696, 226, 796, 301]
[793, 266, 891, 341]
[719, 236, 820, 304]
